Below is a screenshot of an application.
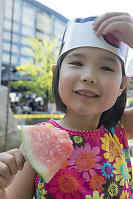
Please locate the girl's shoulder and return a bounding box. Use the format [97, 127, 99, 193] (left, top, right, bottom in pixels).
[122, 107, 133, 140]
[108, 121, 129, 147]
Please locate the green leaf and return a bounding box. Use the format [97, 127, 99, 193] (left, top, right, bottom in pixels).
[11, 37, 58, 101]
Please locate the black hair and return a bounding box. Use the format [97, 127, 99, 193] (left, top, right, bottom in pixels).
[52, 53, 127, 129]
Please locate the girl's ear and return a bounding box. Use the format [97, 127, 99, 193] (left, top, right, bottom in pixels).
[119, 76, 130, 96]
[52, 65, 56, 73]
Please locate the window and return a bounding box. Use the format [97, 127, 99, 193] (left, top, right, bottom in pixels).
[36, 31, 50, 40]
[36, 12, 53, 34]
[4, 20, 20, 33]
[54, 18, 66, 37]
[12, 33, 19, 43]
[13, 23, 20, 32]
[20, 56, 32, 65]
[5, 0, 13, 8]
[2, 52, 18, 65]
[11, 54, 18, 65]
[3, 31, 19, 43]
[3, 31, 11, 41]
[3, 42, 11, 52]
[22, 16, 34, 28]
[22, 5, 35, 28]
[4, 6, 12, 19]
[2, 52, 10, 64]
[4, 20, 12, 30]
[4, 0, 21, 22]
[21, 36, 29, 46]
[21, 26, 34, 37]
[14, 0, 21, 13]
[23, 4, 35, 19]
[12, 44, 19, 53]
[13, 9, 21, 22]
[20, 46, 30, 56]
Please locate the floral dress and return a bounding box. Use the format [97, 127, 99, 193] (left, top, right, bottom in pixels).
[34, 120, 133, 199]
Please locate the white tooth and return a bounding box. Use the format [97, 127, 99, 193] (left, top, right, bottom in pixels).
[78, 91, 95, 96]
[79, 91, 83, 95]
[87, 93, 93, 96]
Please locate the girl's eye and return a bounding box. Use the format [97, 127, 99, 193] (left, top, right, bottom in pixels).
[100, 66, 114, 72]
[70, 62, 83, 66]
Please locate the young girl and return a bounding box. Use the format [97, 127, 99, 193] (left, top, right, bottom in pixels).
[1, 12, 133, 199]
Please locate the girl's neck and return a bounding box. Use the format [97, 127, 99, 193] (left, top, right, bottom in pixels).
[58, 111, 102, 131]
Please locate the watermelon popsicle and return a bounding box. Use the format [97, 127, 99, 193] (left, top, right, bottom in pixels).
[21, 125, 73, 182]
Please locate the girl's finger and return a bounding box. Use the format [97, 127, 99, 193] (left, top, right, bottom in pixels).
[97, 21, 125, 36]
[0, 161, 11, 180]
[9, 149, 25, 170]
[94, 15, 130, 36]
[0, 153, 18, 177]
[93, 12, 123, 29]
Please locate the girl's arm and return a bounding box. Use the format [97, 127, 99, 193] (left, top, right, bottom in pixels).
[6, 161, 37, 199]
[0, 148, 37, 199]
[123, 108, 133, 140]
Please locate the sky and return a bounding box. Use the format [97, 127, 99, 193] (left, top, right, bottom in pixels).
[36, 0, 133, 19]
[36, 0, 133, 75]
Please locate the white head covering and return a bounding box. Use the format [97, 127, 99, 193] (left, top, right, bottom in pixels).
[58, 17, 128, 63]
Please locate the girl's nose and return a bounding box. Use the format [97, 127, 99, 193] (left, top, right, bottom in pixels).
[80, 69, 98, 85]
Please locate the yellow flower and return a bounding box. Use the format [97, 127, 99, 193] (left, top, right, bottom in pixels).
[37, 182, 47, 199]
[113, 158, 131, 188]
[85, 191, 104, 199]
[120, 190, 129, 199]
[40, 195, 46, 199]
[38, 182, 44, 190]
[101, 133, 123, 162]
[129, 174, 133, 192]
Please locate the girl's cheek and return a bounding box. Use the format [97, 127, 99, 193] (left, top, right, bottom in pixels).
[60, 70, 74, 83]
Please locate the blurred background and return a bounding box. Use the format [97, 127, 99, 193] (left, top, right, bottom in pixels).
[0, 0, 133, 159]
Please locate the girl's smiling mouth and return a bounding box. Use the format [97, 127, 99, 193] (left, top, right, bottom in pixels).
[74, 89, 99, 97]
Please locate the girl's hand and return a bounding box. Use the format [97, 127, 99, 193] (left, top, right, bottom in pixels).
[0, 149, 25, 190]
[93, 12, 133, 48]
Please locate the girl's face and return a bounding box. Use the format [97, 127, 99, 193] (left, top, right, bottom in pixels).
[58, 47, 125, 116]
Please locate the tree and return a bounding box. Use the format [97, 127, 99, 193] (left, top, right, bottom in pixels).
[11, 38, 58, 111]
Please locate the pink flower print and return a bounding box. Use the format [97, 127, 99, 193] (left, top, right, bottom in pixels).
[84, 133, 101, 144]
[115, 123, 128, 147]
[92, 134, 101, 144]
[68, 143, 102, 181]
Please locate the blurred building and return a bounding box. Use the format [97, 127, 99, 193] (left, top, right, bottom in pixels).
[0, 0, 68, 85]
